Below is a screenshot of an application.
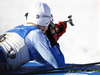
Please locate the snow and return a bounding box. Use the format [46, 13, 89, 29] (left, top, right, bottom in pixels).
[0, 0, 100, 64]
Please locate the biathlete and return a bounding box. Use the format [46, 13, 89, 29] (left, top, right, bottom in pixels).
[0, 2, 67, 71]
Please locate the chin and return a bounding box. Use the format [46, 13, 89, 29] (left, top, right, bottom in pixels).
[42, 31, 46, 34]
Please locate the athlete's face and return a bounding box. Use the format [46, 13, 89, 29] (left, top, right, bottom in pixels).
[38, 25, 48, 34]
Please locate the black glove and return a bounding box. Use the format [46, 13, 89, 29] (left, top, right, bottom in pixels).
[46, 25, 59, 47]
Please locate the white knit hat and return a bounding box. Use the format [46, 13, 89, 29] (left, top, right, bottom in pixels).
[27, 2, 52, 26]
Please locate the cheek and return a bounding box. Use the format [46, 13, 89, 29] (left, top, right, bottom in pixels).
[40, 26, 48, 31]
[43, 26, 48, 31]
[46, 26, 48, 30]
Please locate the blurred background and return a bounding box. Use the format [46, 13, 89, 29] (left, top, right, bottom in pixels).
[0, 0, 100, 64]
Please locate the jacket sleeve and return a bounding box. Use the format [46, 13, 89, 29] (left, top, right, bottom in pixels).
[25, 29, 59, 68]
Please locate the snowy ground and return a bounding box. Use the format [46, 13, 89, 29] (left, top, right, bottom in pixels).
[0, 0, 100, 64]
